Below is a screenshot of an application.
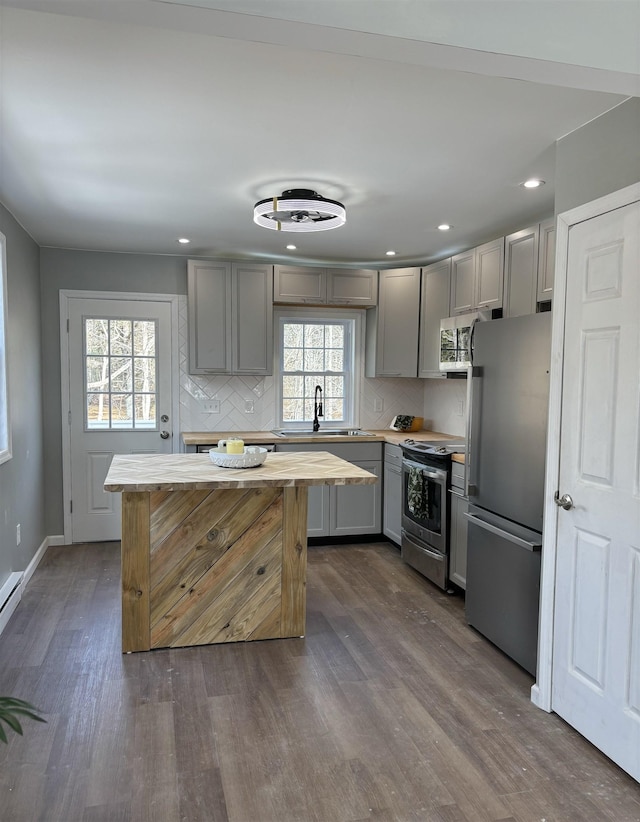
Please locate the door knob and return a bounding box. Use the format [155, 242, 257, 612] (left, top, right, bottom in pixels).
[160, 431, 170, 440]
[554, 491, 574, 510]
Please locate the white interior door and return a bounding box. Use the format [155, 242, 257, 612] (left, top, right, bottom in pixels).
[66, 297, 174, 542]
[552, 199, 640, 780]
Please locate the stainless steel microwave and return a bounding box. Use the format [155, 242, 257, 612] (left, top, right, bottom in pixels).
[439, 311, 490, 371]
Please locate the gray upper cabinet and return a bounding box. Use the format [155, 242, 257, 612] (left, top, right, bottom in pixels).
[475, 237, 504, 311]
[365, 267, 421, 378]
[450, 237, 504, 315]
[274, 265, 326, 303]
[188, 260, 273, 375]
[418, 258, 451, 378]
[537, 218, 556, 302]
[450, 250, 475, 314]
[188, 260, 232, 374]
[231, 262, 273, 375]
[326, 268, 377, 306]
[504, 225, 539, 318]
[274, 265, 377, 306]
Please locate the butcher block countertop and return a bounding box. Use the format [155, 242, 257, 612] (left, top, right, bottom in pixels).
[105, 451, 378, 492]
[181, 429, 460, 447]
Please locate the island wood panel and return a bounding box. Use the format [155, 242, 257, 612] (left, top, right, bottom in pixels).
[281, 486, 308, 637]
[121, 491, 151, 652]
[119, 484, 309, 652]
[150, 489, 286, 649]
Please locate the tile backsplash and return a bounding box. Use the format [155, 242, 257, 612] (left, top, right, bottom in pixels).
[178, 298, 461, 435]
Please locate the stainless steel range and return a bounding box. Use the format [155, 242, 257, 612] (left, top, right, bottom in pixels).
[400, 439, 465, 590]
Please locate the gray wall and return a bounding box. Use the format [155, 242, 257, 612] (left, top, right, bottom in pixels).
[555, 97, 640, 214]
[0, 204, 45, 587]
[39, 248, 187, 535]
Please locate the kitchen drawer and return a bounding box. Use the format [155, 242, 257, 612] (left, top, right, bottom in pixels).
[384, 443, 402, 469]
[451, 460, 465, 490]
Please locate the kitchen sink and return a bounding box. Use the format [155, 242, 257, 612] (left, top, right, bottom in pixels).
[272, 429, 376, 438]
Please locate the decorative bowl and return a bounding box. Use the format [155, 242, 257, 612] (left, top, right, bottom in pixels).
[209, 446, 268, 469]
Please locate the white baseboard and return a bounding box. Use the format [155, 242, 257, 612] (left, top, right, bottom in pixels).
[0, 535, 58, 638]
[47, 535, 66, 547]
[0, 572, 23, 637]
[22, 536, 50, 588]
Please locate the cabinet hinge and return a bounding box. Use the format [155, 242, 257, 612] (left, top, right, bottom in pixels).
[68, 411, 72, 425]
[67, 318, 69, 333]
[70, 500, 73, 514]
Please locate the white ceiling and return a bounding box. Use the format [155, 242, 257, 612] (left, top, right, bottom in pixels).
[0, 0, 637, 267]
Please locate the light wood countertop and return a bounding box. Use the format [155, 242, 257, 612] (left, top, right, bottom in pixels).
[105, 451, 378, 493]
[181, 429, 461, 447]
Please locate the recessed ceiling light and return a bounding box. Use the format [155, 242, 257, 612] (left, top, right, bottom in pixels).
[286, 244, 296, 250]
[177, 237, 190, 244]
[437, 224, 452, 231]
[522, 179, 545, 189]
[386, 250, 396, 256]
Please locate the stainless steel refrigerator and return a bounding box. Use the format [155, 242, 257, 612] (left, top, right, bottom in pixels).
[465, 312, 552, 675]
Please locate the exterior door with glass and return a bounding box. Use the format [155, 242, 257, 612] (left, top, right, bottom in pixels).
[66, 296, 174, 542]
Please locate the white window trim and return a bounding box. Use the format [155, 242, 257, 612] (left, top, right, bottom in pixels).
[274, 307, 363, 429]
[0, 232, 12, 465]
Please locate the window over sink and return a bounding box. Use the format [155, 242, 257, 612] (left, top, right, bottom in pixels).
[275, 308, 362, 430]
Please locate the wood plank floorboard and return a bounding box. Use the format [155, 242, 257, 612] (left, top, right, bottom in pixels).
[0, 541, 638, 822]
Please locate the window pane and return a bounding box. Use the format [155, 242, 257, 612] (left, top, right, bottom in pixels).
[325, 375, 344, 397]
[283, 323, 303, 347]
[282, 398, 304, 421]
[111, 394, 133, 426]
[87, 394, 110, 429]
[86, 356, 109, 392]
[304, 325, 325, 348]
[326, 349, 343, 371]
[110, 320, 132, 355]
[304, 350, 324, 371]
[134, 394, 156, 427]
[134, 358, 156, 392]
[85, 319, 109, 355]
[134, 321, 156, 356]
[283, 349, 303, 372]
[305, 376, 324, 396]
[111, 357, 132, 391]
[326, 325, 344, 347]
[325, 397, 344, 420]
[306, 398, 322, 420]
[282, 375, 303, 397]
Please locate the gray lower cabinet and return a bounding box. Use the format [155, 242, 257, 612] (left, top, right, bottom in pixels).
[275, 442, 382, 537]
[449, 460, 468, 589]
[383, 444, 402, 544]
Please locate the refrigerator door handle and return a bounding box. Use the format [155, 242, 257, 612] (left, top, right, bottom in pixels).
[464, 512, 542, 552]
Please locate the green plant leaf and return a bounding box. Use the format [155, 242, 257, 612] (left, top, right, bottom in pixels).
[0, 696, 46, 743]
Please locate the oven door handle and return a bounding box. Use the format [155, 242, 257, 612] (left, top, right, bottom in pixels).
[402, 459, 447, 482]
[464, 512, 542, 552]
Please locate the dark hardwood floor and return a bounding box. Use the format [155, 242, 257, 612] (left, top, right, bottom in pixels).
[0, 541, 638, 822]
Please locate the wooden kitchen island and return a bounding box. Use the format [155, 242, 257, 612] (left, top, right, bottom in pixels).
[104, 451, 377, 653]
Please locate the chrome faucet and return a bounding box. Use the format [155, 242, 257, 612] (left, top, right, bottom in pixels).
[313, 385, 323, 432]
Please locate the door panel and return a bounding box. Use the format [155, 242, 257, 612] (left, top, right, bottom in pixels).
[67, 297, 174, 542]
[552, 199, 640, 781]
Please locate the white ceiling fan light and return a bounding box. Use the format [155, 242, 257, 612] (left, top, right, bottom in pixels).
[253, 189, 346, 232]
